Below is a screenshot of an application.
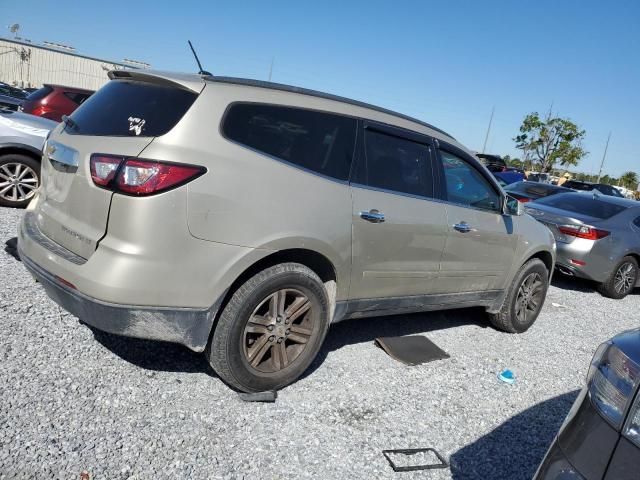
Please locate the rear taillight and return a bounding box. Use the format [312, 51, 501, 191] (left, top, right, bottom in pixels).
[587, 342, 640, 429]
[90, 155, 123, 186]
[31, 105, 52, 116]
[517, 197, 530, 203]
[89, 154, 205, 196]
[558, 224, 610, 240]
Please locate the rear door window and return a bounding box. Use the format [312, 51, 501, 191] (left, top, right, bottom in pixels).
[355, 128, 434, 197]
[66, 80, 197, 137]
[535, 194, 628, 219]
[222, 103, 357, 181]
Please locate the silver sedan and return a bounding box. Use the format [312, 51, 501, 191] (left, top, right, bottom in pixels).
[0, 110, 57, 208]
[526, 192, 640, 299]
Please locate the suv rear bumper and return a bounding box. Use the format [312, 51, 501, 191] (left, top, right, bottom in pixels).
[20, 249, 218, 352]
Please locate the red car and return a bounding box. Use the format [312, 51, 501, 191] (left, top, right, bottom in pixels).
[21, 84, 93, 122]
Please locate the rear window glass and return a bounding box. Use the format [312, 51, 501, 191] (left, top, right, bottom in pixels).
[66, 80, 197, 137]
[564, 180, 592, 191]
[26, 86, 53, 102]
[507, 182, 562, 197]
[63, 91, 92, 105]
[535, 194, 629, 219]
[222, 103, 357, 181]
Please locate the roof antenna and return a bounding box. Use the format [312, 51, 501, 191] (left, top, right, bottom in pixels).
[188, 40, 212, 76]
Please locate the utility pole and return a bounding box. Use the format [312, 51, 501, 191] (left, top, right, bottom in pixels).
[268, 57, 274, 82]
[596, 132, 611, 184]
[481, 106, 494, 154]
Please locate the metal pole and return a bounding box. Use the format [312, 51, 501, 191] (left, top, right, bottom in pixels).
[481, 106, 494, 154]
[596, 132, 611, 184]
[268, 57, 274, 82]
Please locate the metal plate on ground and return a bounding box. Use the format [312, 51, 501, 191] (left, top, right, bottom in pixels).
[375, 335, 449, 366]
[382, 448, 448, 472]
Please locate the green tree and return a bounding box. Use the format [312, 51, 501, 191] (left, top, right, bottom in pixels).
[620, 171, 638, 189]
[514, 112, 587, 173]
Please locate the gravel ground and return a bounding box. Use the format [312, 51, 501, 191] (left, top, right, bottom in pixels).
[1, 205, 639, 480]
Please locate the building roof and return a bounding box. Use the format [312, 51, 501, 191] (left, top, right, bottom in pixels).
[0, 37, 135, 68]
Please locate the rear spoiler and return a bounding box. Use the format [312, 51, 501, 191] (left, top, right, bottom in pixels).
[108, 70, 205, 93]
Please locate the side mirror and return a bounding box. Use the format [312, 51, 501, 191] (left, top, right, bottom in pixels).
[504, 195, 524, 216]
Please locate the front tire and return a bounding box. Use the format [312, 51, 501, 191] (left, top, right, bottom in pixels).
[0, 154, 40, 208]
[488, 258, 549, 333]
[207, 263, 330, 392]
[598, 256, 638, 299]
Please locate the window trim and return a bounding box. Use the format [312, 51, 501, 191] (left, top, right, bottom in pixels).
[219, 101, 359, 184]
[434, 141, 505, 214]
[350, 120, 438, 201]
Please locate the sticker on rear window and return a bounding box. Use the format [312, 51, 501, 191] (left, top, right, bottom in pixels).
[128, 117, 146, 136]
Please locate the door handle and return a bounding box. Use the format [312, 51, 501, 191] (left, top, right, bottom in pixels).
[453, 222, 472, 233]
[360, 209, 385, 223]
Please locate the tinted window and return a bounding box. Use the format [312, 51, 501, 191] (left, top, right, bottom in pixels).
[564, 180, 593, 191]
[440, 150, 501, 212]
[67, 80, 197, 137]
[535, 194, 629, 219]
[63, 91, 92, 105]
[223, 103, 357, 181]
[357, 129, 433, 197]
[25, 86, 53, 102]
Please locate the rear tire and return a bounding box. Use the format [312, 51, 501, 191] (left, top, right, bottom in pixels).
[488, 258, 549, 333]
[0, 154, 40, 208]
[598, 256, 638, 299]
[207, 263, 330, 392]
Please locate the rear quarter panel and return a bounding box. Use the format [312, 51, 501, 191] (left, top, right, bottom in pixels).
[137, 83, 355, 300]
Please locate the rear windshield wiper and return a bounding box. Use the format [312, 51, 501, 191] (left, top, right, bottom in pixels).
[61, 115, 78, 131]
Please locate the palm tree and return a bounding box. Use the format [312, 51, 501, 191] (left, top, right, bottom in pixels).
[620, 171, 639, 190]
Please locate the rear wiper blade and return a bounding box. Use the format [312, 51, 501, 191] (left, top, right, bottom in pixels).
[61, 115, 78, 131]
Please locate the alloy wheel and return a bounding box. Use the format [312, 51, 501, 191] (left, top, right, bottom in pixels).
[515, 272, 544, 324]
[242, 288, 314, 374]
[614, 262, 636, 295]
[0, 162, 38, 203]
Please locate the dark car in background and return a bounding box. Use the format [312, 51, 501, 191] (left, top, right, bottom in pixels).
[535, 329, 640, 480]
[21, 84, 93, 122]
[525, 192, 640, 299]
[564, 180, 625, 198]
[505, 181, 573, 203]
[0, 82, 29, 111]
[476, 153, 526, 185]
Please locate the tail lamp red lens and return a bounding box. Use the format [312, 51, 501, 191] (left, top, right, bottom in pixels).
[89, 154, 205, 196]
[558, 224, 610, 240]
[517, 197, 531, 203]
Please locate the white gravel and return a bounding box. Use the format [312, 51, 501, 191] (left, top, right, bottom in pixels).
[1, 205, 638, 479]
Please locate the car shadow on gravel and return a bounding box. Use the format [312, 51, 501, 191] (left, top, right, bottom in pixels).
[449, 390, 579, 480]
[90, 327, 214, 376]
[303, 307, 487, 379]
[551, 273, 597, 293]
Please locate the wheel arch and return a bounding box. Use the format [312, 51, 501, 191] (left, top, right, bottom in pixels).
[208, 248, 341, 345]
[0, 143, 43, 162]
[525, 249, 554, 279]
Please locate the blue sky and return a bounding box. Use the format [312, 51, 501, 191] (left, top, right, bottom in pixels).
[4, 0, 639, 177]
